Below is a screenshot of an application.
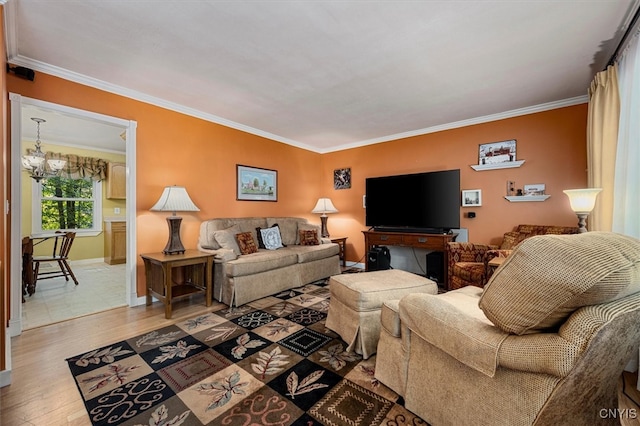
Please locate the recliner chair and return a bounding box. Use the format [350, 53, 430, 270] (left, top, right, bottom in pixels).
[377, 232, 640, 425]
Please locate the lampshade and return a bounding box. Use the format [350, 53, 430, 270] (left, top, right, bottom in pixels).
[311, 198, 338, 215]
[151, 186, 200, 215]
[563, 188, 602, 214]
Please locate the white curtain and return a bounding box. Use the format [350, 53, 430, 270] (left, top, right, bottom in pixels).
[613, 30, 640, 239]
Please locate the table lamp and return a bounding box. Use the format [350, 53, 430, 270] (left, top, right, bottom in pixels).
[151, 185, 200, 254]
[563, 188, 602, 233]
[311, 198, 338, 238]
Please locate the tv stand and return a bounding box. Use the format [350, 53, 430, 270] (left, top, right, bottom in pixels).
[363, 230, 456, 288]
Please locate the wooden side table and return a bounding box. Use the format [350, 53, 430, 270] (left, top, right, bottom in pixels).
[331, 237, 347, 267]
[140, 250, 214, 319]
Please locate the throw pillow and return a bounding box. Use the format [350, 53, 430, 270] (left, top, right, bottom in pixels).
[479, 232, 640, 335]
[236, 231, 258, 255]
[260, 225, 284, 250]
[299, 229, 320, 246]
[213, 225, 241, 255]
[256, 223, 287, 249]
[297, 223, 322, 244]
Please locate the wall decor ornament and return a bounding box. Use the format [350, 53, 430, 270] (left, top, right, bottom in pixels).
[236, 164, 277, 201]
[334, 167, 351, 189]
[462, 189, 482, 207]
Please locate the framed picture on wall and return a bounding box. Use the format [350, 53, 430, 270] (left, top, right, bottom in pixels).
[462, 189, 482, 207]
[236, 165, 278, 201]
[334, 168, 351, 189]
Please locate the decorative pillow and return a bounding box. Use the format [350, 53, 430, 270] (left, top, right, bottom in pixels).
[299, 229, 320, 246]
[213, 225, 241, 255]
[260, 225, 284, 250]
[479, 232, 640, 335]
[256, 223, 287, 249]
[297, 223, 322, 244]
[267, 218, 301, 246]
[236, 231, 258, 255]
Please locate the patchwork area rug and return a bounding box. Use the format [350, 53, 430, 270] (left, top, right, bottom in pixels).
[66, 279, 427, 425]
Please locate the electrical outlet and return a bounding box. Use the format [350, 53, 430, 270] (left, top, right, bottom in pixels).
[114, 207, 121, 215]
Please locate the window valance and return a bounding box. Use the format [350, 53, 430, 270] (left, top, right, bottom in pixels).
[26, 150, 109, 181]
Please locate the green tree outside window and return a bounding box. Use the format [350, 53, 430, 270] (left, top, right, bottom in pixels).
[40, 177, 94, 230]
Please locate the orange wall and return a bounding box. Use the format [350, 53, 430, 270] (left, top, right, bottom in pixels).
[321, 105, 588, 263]
[7, 72, 323, 295]
[6, 71, 588, 295]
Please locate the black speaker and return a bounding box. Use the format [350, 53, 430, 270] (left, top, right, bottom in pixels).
[368, 246, 390, 271]
[426, 251, 444, 283]
[7, 65, 35, 81]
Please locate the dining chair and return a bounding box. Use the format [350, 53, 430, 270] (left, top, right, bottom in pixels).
[22, 236, 35, 301]
[32, 231, 79, 287]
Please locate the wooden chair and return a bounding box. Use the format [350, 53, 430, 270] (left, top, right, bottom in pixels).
[33, 232, 79, 287]
[22, 236, 35, 301]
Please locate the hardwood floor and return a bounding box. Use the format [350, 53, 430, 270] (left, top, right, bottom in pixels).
[2, 298, 640, 425]
[1, 298, 220, 425]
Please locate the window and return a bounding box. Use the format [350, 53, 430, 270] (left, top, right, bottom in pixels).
[32, 176, 102, 235]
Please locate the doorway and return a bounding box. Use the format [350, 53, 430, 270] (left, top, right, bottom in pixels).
[9, 94, 138, 336]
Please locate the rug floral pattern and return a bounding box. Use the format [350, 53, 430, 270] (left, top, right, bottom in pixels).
[67, 280, 427, 425]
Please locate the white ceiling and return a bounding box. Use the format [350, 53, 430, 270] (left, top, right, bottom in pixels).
[6, 1, 639, 153]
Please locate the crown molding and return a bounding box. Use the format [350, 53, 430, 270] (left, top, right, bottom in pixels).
[7, 55, 587, 155]
[319, 95, 588, 153]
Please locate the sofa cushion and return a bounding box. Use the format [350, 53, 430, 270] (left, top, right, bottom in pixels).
[260, 225, 284, 250]
[224, 249, 299, 277]
[236, 231, 259, 255]
[287, 243, 340, 263]
[452, 262, 485, 284]
[480, 232, 640, 335]
[267, 217, 305, 246]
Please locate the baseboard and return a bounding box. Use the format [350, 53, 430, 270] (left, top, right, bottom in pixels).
[1, 328, 12, 387]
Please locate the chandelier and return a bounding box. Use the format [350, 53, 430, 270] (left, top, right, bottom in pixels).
[22, 117, 67, 182]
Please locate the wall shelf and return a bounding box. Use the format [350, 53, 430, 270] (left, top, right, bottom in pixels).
[470, 160, 525, 171]
[504, 195, 550, 202]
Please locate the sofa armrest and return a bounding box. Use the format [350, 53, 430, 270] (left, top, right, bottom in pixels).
[498, 334, 580, 377]
[399, 288, 509, 377]
[196, 245, 238, 261]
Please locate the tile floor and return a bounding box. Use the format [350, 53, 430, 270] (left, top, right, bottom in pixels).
[21, 260, 127, 330]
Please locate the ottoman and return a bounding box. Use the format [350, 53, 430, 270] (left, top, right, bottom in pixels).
[325, 269, 437, 359]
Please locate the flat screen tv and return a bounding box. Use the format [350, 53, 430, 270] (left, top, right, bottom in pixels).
[365, 169, 460, 232]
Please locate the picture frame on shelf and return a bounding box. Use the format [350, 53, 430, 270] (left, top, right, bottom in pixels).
[478, 139, 517, 165]
[236, 164, 277, 202]
[462, 189, 482, 207]
[524, 183, 545, 196]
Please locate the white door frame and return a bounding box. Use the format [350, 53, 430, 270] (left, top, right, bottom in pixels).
[8, 93, 138, 338]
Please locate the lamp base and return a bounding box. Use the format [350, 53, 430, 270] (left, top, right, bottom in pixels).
[576, 213, 588, 233]
[163, 216, 186, 255]
[320, 215, 330, 238]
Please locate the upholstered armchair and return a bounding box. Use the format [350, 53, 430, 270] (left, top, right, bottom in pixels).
[376, 232, 640, 426]
[447, 224, 579, 289]
[446, 242, 498, 290]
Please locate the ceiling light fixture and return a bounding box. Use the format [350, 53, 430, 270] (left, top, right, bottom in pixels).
[21, 118, 66, 182]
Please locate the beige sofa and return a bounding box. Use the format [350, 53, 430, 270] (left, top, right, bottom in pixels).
[197, 217, 341, 306]
[376, 232, 640, 425]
